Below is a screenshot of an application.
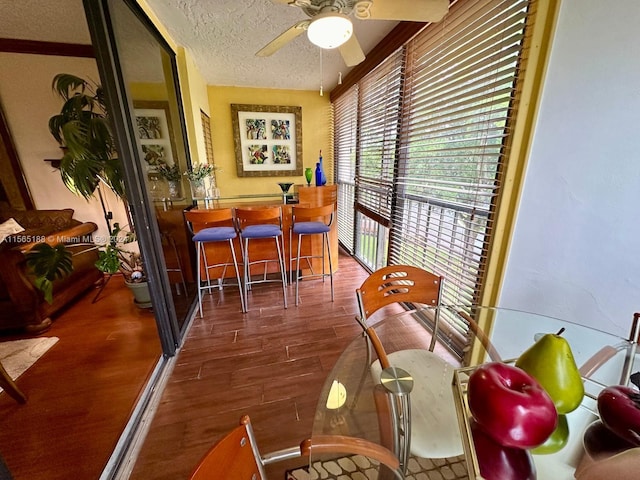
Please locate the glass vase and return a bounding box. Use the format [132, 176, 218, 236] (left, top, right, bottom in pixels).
[167, 180, 181, 199]
[189, 179, 206, 199]
[304, 167, 313, 186]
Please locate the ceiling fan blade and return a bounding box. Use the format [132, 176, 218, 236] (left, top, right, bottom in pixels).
[355, 0, 450, 23]
[339, 34, 365, 67]
[256, 20, 309, 57]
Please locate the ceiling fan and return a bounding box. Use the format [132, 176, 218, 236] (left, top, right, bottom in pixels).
[256, 0, 450, 67]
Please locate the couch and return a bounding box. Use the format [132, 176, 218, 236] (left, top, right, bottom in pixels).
[0, 207, 103, 334]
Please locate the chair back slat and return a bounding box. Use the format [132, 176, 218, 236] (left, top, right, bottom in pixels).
[235, 206, 282, 229]
[184, 208, 235, 233]
[357, 265, 441, 321]
[292, 204, 334, 225]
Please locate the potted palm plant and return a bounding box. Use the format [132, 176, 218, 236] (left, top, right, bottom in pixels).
[28, 73, 150, 306]
[48, 73, 125, 200]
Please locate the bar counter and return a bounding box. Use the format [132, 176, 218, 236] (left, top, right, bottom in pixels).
[155, 185, 338, 283]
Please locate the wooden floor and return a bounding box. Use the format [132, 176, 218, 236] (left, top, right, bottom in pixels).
[0, 277, 162, 480]
[130, 248, 372, 479]
[0, 249, 379, 479]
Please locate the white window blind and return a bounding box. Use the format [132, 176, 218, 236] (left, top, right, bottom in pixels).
[356, 50, 404, 226]
[332, 0, 534, 357]
[389, 0, 532, 352]
[333, 85, 358, 253]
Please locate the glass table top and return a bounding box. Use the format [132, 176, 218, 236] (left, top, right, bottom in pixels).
[309, 306, 640, 479]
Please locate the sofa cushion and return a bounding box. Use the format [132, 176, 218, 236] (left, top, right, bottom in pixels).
[9, 209, 74, 230]
[1, 209, 77, 247]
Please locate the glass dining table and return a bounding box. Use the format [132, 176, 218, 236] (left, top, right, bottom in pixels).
[308, 306, 640, 479]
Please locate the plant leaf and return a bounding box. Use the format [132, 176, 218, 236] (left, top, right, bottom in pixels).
[25, 243, 74, 303]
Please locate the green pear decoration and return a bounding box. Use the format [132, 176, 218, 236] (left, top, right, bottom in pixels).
[532, 414, 569, 455]
[515, 328, 584, 414]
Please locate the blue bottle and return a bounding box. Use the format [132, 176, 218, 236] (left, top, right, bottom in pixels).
[319, 150, 327, 186]
[315, 162, 323, 186]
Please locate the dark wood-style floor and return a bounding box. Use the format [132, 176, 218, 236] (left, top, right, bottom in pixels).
[0, 248, 373, 479]
[0, 277, 162, 480]
[130, 249, 372, 479]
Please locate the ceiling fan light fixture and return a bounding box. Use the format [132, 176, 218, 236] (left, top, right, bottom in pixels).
[307, 12, 353, 49]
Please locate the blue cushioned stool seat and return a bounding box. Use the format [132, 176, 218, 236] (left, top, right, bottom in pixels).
[193, 227, 237, 242]
[293, 221, 330, 235]
[241, 225, 282, 239]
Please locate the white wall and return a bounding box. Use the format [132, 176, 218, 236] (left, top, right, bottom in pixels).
[0, 53, 129, 242]
[499, 0, 640, 338]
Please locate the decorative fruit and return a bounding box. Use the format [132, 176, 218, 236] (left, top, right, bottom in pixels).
[471, 420, 536, 480]
[597, 385, 640, 446]
[467, 362, 558, 448]
[583, 420, 636, 460]
[531, 414, 569, 455]
[515, 328, 584, 414]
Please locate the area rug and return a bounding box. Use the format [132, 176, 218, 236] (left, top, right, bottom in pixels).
[0, 337, 59, 393]
[286, 453, 468, 479]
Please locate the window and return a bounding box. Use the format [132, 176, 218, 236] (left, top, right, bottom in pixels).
[333, 0, 534, 357]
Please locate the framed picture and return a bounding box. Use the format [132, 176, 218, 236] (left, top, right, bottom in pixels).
[133, 101, 178, 174]
[231, 104, 303, 177]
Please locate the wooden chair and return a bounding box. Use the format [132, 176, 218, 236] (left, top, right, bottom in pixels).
[355, 265, 461, 468]
[189, 415, 402, 480]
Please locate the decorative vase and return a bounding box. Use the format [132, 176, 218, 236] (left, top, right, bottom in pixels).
[319, 150, 327, 186]
[315, 162, 323, 186]
[189, 178, 206, 199]
[167, 180, 181, 199]
[278, 182, 294, 203]
[305, 167, 313, 186]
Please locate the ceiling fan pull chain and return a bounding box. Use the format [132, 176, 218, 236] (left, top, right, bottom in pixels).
[319, 49, 324, 96]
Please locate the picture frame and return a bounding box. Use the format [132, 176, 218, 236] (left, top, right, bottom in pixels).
[133, 100, 178, 174]
[231, 104, 303, 177]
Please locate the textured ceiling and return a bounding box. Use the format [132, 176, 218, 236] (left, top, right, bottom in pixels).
[143, 0, 398, 91]
[0, 0, 398, 92]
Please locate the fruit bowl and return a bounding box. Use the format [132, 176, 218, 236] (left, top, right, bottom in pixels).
[452, 362, 605, 480]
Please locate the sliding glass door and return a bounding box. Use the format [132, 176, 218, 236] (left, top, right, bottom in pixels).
[84, 0, 197, 354]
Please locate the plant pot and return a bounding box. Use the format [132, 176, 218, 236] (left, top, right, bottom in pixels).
[125, 280, 152, 308]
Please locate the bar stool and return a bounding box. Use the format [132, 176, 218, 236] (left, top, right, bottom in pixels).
[184, 208, 246, 316]
[235, 206, 288, 309]
[289, 204, 334, 306]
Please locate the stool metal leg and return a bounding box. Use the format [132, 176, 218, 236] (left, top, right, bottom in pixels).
[294, 231, 334, 306]
[196, 241, 204, 318]
[241, 235, 287, 310]
[242, 237, 250, 308]
[325, 231, 334, 301]
[275, 235, 288, 309]
[228, 238, 246, 313]
[295, 232, 303, 306]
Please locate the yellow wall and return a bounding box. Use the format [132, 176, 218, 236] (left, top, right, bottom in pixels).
[207, 86, 332, 197]
[177, 47, 211, 170]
